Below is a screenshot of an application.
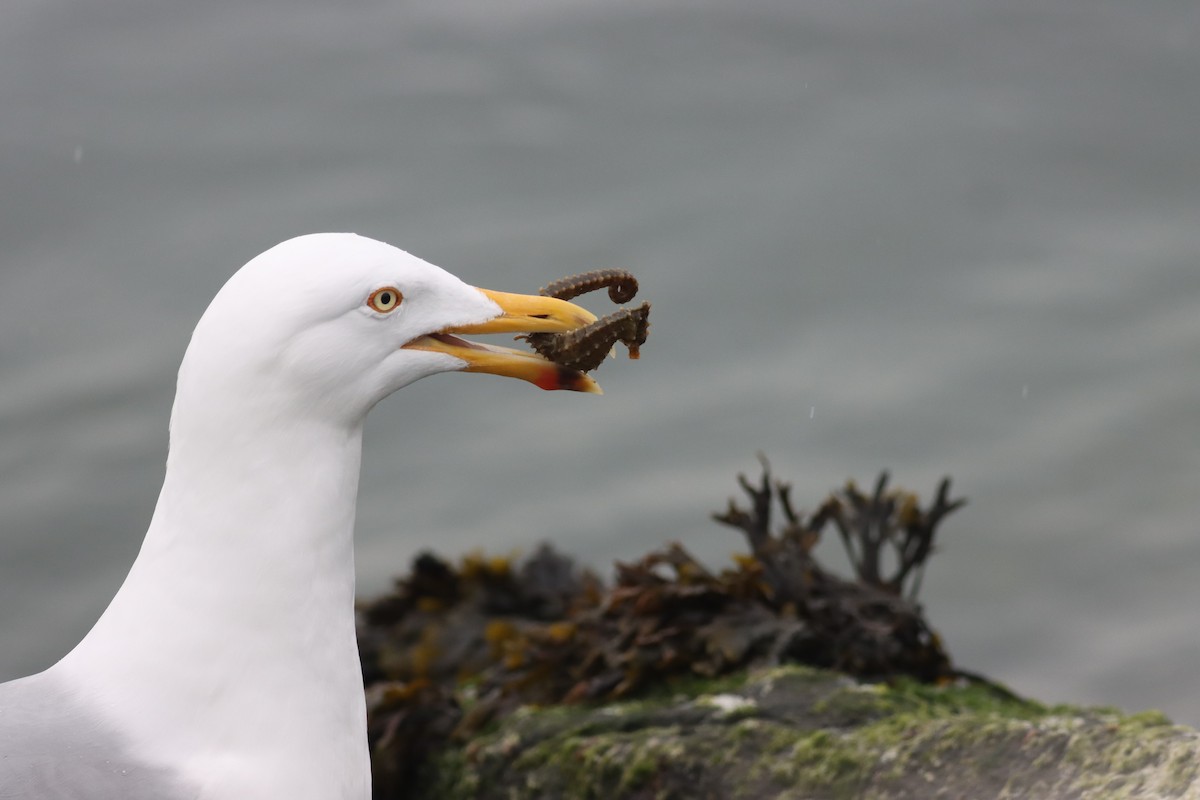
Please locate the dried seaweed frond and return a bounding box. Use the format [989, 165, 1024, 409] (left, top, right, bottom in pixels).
[715, 456, 965, 602]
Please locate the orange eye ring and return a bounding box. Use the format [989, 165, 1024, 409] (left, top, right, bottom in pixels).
[368, 287, 403, 313]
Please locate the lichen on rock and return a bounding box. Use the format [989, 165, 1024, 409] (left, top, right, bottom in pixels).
[422, 666, 1200, 800]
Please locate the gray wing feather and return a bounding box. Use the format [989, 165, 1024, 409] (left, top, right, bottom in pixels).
[0, 671, 194, 799]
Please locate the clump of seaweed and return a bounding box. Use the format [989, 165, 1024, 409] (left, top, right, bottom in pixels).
[521, 269, 651, 371]
[359, 462, 970, 795]
[710, 458, 963, 679]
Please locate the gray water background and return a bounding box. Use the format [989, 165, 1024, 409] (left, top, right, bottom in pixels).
[2, 0, 1199, 724]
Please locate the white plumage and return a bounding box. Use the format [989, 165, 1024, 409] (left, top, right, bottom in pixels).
[0, 233, 598, 799]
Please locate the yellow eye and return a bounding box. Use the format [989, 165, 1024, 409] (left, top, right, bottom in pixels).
[368, 287, 402, 313]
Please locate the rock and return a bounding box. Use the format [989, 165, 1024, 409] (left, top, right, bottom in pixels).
[412, 665, 1200, 800]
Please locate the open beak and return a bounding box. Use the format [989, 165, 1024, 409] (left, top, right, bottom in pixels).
[402, 288, 603, 394]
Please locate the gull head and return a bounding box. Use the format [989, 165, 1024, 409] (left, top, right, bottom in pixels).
[174, 233, 600, 428]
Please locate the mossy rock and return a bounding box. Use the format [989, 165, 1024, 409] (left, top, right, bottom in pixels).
[411, 666, 1200, 800]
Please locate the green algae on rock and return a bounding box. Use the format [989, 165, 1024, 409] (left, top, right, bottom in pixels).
[421, 666, 1200, 800]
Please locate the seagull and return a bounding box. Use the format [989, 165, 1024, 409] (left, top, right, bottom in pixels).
[0, 233, 601, 799]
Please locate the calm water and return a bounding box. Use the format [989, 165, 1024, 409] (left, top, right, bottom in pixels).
[2, 0, 1199, 723]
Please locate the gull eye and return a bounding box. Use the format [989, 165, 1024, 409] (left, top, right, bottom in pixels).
[368, 287, 402, 313]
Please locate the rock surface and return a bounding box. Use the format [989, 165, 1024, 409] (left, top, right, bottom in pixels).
[412, 666, 1200, 800]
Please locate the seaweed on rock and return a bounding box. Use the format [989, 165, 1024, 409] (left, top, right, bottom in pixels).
[711, 458, 963, 680]
[358, 463, 970, 797]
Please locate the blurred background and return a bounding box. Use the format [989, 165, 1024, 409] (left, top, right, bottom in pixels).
[2, 0, 1198, 723]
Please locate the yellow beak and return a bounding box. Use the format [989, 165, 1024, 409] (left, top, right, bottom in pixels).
[401, 288, 603, 394]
